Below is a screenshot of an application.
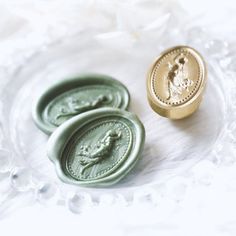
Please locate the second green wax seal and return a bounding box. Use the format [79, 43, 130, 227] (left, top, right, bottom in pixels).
[32, 74, 130, 134]
[47, 108, 145, 187]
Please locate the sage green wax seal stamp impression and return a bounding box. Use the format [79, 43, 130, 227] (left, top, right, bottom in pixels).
[47, 108, 145, 187]
[32, 74, 130, 134]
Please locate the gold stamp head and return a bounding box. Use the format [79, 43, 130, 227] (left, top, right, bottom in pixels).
[147, 46, 207, 119]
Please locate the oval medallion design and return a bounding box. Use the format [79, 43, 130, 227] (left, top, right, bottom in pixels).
[65, 118, 132, 181]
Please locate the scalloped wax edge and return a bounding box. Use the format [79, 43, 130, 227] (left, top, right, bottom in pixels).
[47, 108, 145, 187]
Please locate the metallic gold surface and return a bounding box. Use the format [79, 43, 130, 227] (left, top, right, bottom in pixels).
[147, 46, 207, 119]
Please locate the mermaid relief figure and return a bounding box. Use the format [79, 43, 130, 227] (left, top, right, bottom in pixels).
[77, 129, 122, 175]
[54, 94, 110, 123]
[166, 53, 194, 100]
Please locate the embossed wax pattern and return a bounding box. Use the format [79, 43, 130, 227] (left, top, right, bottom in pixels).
[47, 108, 145, 187]
[147, 46, 207, 119]
[32, 74, 130, 134]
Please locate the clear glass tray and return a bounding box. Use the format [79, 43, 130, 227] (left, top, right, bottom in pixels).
[0, 25, 235, 212]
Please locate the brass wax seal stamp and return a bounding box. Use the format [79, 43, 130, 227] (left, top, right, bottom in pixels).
[147, 46, 207, 119]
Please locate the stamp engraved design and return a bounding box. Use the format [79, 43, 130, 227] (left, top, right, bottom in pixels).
[151, 47, 202, 106]
[166, 53, 194, 100]
[147, 46, 207, 119]
[63, 118, 132, 181]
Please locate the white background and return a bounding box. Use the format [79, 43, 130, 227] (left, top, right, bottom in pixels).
[1, 1, 236, 236]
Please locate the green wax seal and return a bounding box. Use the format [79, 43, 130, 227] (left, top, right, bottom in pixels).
[32, 74, 130, 134]
[47, 108, 145, 187]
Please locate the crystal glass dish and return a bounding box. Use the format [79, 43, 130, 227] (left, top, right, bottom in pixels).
[0, 18, 234, 212]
